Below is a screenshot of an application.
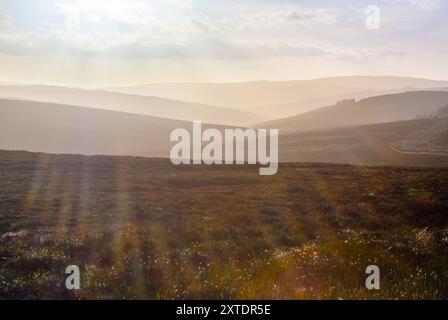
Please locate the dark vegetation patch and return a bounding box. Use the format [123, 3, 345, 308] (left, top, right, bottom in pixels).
[1, 150, 447, 299]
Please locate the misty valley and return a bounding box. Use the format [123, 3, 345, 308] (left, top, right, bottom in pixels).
[1, 77, 448, 300]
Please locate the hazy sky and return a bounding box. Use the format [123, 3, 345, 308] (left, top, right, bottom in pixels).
[0, 0, 447, 86]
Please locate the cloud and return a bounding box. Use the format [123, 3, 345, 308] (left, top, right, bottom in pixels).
[334, 47, 406, 61]
[0, 8, 12, 32]
[57, 0, 155, 27]
[191, 19, 209, 32]
[0, 27, 405, 63]
[234, 6, 340, 32]
[286, 8, 338, 24]
[0, 1, 414, 63]
[0, 2, 346, 60]
[0, 30, 320, 59]
[392, 0, 441, 10]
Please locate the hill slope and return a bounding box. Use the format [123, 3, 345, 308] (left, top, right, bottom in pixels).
[2, 98, 448, 167]
[0, 99, 227, 158]
[261, 91, 448, 133]
[0, 85, 261, 126]
[278, 118, 448, 167]
[105, 76, 448, 118]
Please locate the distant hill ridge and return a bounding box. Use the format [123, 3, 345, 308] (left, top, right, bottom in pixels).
[0, 84, 261, 126]
[104, 76, 448, 118]
[259, 91, 448, 133]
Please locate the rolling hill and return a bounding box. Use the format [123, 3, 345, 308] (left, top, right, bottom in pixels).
[260, 91, 448, 133]
[0, 98, 230, 158]
[0, 85, 261, 126]
[105, 76, 448, 118]
[2, 98, 448, 167]
[278, 118, 448, 167]
[391, 118, 448, 155]
[257, 86, 448, 119]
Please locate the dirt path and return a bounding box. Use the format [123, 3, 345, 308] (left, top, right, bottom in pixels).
[390, 119, 448, 156]
[389, 142, 448, 156]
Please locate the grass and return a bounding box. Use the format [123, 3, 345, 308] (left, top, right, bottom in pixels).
[0, 150, 448, 299]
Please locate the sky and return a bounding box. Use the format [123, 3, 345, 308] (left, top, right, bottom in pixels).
[0, 0, 447, 86]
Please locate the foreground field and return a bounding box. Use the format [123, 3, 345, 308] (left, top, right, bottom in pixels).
[1, 150, 448, 299]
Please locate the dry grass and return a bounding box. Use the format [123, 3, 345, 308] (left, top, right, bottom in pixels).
[1, 150, 447, 299]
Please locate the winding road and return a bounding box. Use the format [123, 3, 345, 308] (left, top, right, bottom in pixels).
[390, 119, 448, 156]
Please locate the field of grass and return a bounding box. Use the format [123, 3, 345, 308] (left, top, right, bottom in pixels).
[279, 119, 448, 166]
[1, 150, 448, 299]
